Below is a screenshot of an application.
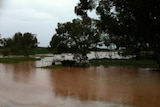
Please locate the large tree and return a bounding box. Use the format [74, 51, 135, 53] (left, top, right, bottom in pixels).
[50, 18, 99, 61]
[75, 0, 160, 64]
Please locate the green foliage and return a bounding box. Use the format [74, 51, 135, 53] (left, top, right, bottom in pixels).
[50, 18, 99, 61]
[0, 32, 38, 56]
[75, 0, 97, 17]
[75, 0, 160, 67]
[76, 60, 90, 68]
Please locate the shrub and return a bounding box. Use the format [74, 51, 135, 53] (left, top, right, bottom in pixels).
[76, 60, 90, 68]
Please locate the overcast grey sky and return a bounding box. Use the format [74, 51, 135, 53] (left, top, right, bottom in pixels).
[0, 0, 80, 47]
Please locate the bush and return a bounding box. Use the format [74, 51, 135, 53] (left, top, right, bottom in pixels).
[76, 60, 90, 68]
[61, 60, 76, 67]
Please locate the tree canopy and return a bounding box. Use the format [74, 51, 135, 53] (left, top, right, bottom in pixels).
[0, 32, 38, 56]
[50, 18, 100, 61]
[75, 0, 160, 65]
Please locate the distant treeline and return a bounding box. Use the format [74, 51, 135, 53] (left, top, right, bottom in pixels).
[0, 32, 49, 56]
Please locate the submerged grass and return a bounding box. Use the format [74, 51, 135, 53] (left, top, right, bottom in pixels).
[41, 64, 64, 69]
[89, 58, 158, 68]
[0, 57, 40, 63]
[1, 55, 157, 68]
[42, 58, 158, 69]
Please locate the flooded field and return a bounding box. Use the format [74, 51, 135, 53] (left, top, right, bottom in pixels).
[0, 58, 160, 107]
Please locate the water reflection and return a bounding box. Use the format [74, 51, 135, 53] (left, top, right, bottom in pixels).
[0, 60, 160, 107]
[49, 67, 160, 107]
[12, 62, 35, 83]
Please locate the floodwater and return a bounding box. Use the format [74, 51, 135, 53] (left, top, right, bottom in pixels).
[0, 58, 160, 107]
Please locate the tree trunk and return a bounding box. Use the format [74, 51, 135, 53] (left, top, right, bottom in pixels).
[135, 49, 140, 59]
[155, 49, 160, 68]
[82, 46, 88, 61]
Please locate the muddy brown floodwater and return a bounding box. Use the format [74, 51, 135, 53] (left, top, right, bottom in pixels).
[0, 59, 160, 107]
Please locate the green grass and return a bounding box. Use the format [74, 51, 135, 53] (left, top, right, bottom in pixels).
[34, 47, 51, 54]
[89, 58, 158, 68]
[0, 57, 40, 63]
[42, 58, 158, 69]
[0, 47, 51, 56]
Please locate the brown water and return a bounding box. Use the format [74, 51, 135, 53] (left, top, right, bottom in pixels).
[0, 60, 160, 107]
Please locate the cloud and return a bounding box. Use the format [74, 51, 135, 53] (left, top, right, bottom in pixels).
[1, 0, 78, 22]
[1, 8, 54, 22]
[0, 0, 79, 46]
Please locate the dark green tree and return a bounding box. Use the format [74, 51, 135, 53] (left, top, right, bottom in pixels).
[50, 34, 69, 54]
[11, 32, 23, 54]
[0, 32, 38, 56]
[21, 32, 38, 56]
[0, 38, 13, 56]
[50, 18, 99, 61]
[75, 0, 160, 65]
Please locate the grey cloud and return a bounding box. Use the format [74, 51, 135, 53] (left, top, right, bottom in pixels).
[0, 0, 79, 46]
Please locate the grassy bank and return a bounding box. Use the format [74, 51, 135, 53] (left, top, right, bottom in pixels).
[1, 55, 157, 68]
[42, 58, 158, 69]
[0, 47, 51, 55]
[34, 47, 51, 54]
[0, 57, 40, 63]
[89, 58, 158, 68]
